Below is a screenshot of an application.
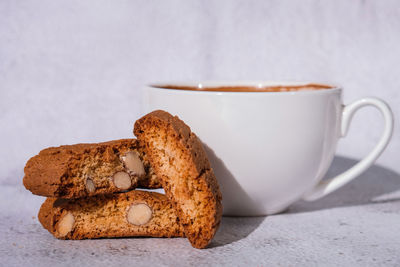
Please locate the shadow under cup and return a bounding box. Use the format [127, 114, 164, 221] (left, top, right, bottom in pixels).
[144, 81, 388, 216]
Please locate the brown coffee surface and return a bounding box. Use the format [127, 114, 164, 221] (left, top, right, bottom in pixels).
[153, 84, 332, 92]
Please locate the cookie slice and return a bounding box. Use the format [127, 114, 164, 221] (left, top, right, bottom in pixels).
[38, 190, 184, 239]
[23, 139, 161, 199]
[134, 110, 222, 249]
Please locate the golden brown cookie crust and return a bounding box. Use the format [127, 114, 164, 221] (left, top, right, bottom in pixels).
[38, 190, 184, 239]
[134, 110, 223, 249]
[23, 139, 161, 199]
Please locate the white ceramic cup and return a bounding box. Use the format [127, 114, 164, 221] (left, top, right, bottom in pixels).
[143, 81, 393, 216]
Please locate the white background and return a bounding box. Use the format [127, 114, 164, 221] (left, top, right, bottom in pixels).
[1, 0, 399, 185]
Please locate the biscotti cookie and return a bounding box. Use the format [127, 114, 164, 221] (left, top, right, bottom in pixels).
[23, 139, 161, 198]
[38, 190, 184, 239]
[134, 110, 222, 249]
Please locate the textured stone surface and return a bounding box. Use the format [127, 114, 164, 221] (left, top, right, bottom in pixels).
[1, 157, 400, 266]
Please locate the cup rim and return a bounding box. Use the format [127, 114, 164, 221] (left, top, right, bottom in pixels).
[148, 81, 342, 95]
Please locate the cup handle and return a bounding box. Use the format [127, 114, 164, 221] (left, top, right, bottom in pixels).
[303, 97, 394, 201]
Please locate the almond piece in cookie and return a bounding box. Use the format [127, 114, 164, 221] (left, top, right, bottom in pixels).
[112, 171, 132, 190]
[121, 151, 146, 177]
[127, 203, 153, 226]
[56, 211, 75, 238]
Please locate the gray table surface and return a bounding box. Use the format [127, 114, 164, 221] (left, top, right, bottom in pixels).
[1, 156, 399, 267]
